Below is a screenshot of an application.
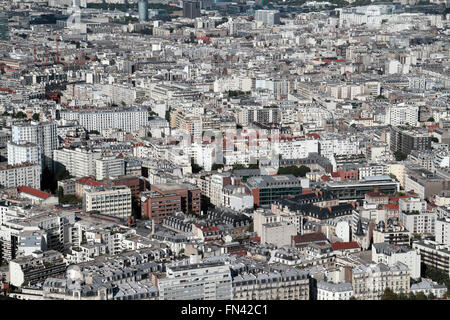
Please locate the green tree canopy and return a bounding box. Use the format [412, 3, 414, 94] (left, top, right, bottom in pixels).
[278, 165, 311, 177]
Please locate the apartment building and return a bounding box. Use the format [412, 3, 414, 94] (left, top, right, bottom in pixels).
[156, 262, 233, 300]
[83, 186, 132, 219]
[372, 242, 421, 279]
[9, 250, 66, 287]
[317, 281, 354, 300]
[436, 217, 450, 245]
[351, 262, 410, 300]
[385, 104, 419, 127]
[412, 240, 450, 277]
[390, 126, 431, 156]
[53, 148, 101, 177]
[399, 209, 436, 236]
[7, 141, 41, 167]
[95, 157, 125, 180]
[232, 270, 310, 300]
[59, 108, 148, 133]
[0, 162, 41, 189]
[11, 121, 58, 170]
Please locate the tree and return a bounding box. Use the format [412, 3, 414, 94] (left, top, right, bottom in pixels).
[211, 163, 224, 171]
[389, 173, 399, 182]
[13, 111, 27, 119]
[381, 288, 398, 300]
[32, 113, 40, 121]
[191, 159, 203, 174]
[431, 137, 439, 143]
[232, 164, 247, 171]
[278, 165, 311, 177]
[427, 117, 435, 122]
[57, 186, 64, 200]
[415, 292, 428, 300]
[394, 151, 407, 161]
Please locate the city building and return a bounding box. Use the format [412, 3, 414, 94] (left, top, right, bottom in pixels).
[155, 262, 233, 300]
[83, 186, 132, 219]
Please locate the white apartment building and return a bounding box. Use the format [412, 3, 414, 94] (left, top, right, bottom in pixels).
[435, 217, 450, 245]
[317, 281, 354, 300]
[278, 139, 319, 160]
[60, 108, 148, 133]
[83, 186, 132, 219]
[157, 262, 233, 300]
[358, 164, 389, 179]
[352, 262, 410, 300]
[11, 121, 58, 170]
[372, 243, 421, 279]
[399, 197, 426, 213]
[7, 141, 41, 167]
[0, 162, 41, 189]
[53, 148, 101, 177]
[209, 173, 232, 207]
[386, 104, 419, 127]
[399, 198, 436, 235]
[95, 157, 125, 180]
[319, 137, 359, 163]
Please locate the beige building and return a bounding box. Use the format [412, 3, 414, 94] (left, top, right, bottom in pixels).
[83, 186, 132, 219]
[232, 270, 309, 300]
[352, 262, 410, 300]
[261, 222, 297, 247]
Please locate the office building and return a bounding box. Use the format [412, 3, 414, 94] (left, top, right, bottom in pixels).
[183, 1, 201, 19]
[245, 175, 306, 207]
[255, 10, 281, 26]
[325, 176, 399, 200]
[138, 0, 149, 22]
[0, 12, 8, 41]
[83, 186, 132, 219]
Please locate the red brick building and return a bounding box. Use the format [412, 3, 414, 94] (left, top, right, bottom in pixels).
[141, 191, 182, 223]
[141, 183, 201, 223]
[150, 183, 201, 215]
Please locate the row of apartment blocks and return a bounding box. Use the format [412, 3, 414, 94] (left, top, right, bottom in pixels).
[6, 249, 429, 301]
